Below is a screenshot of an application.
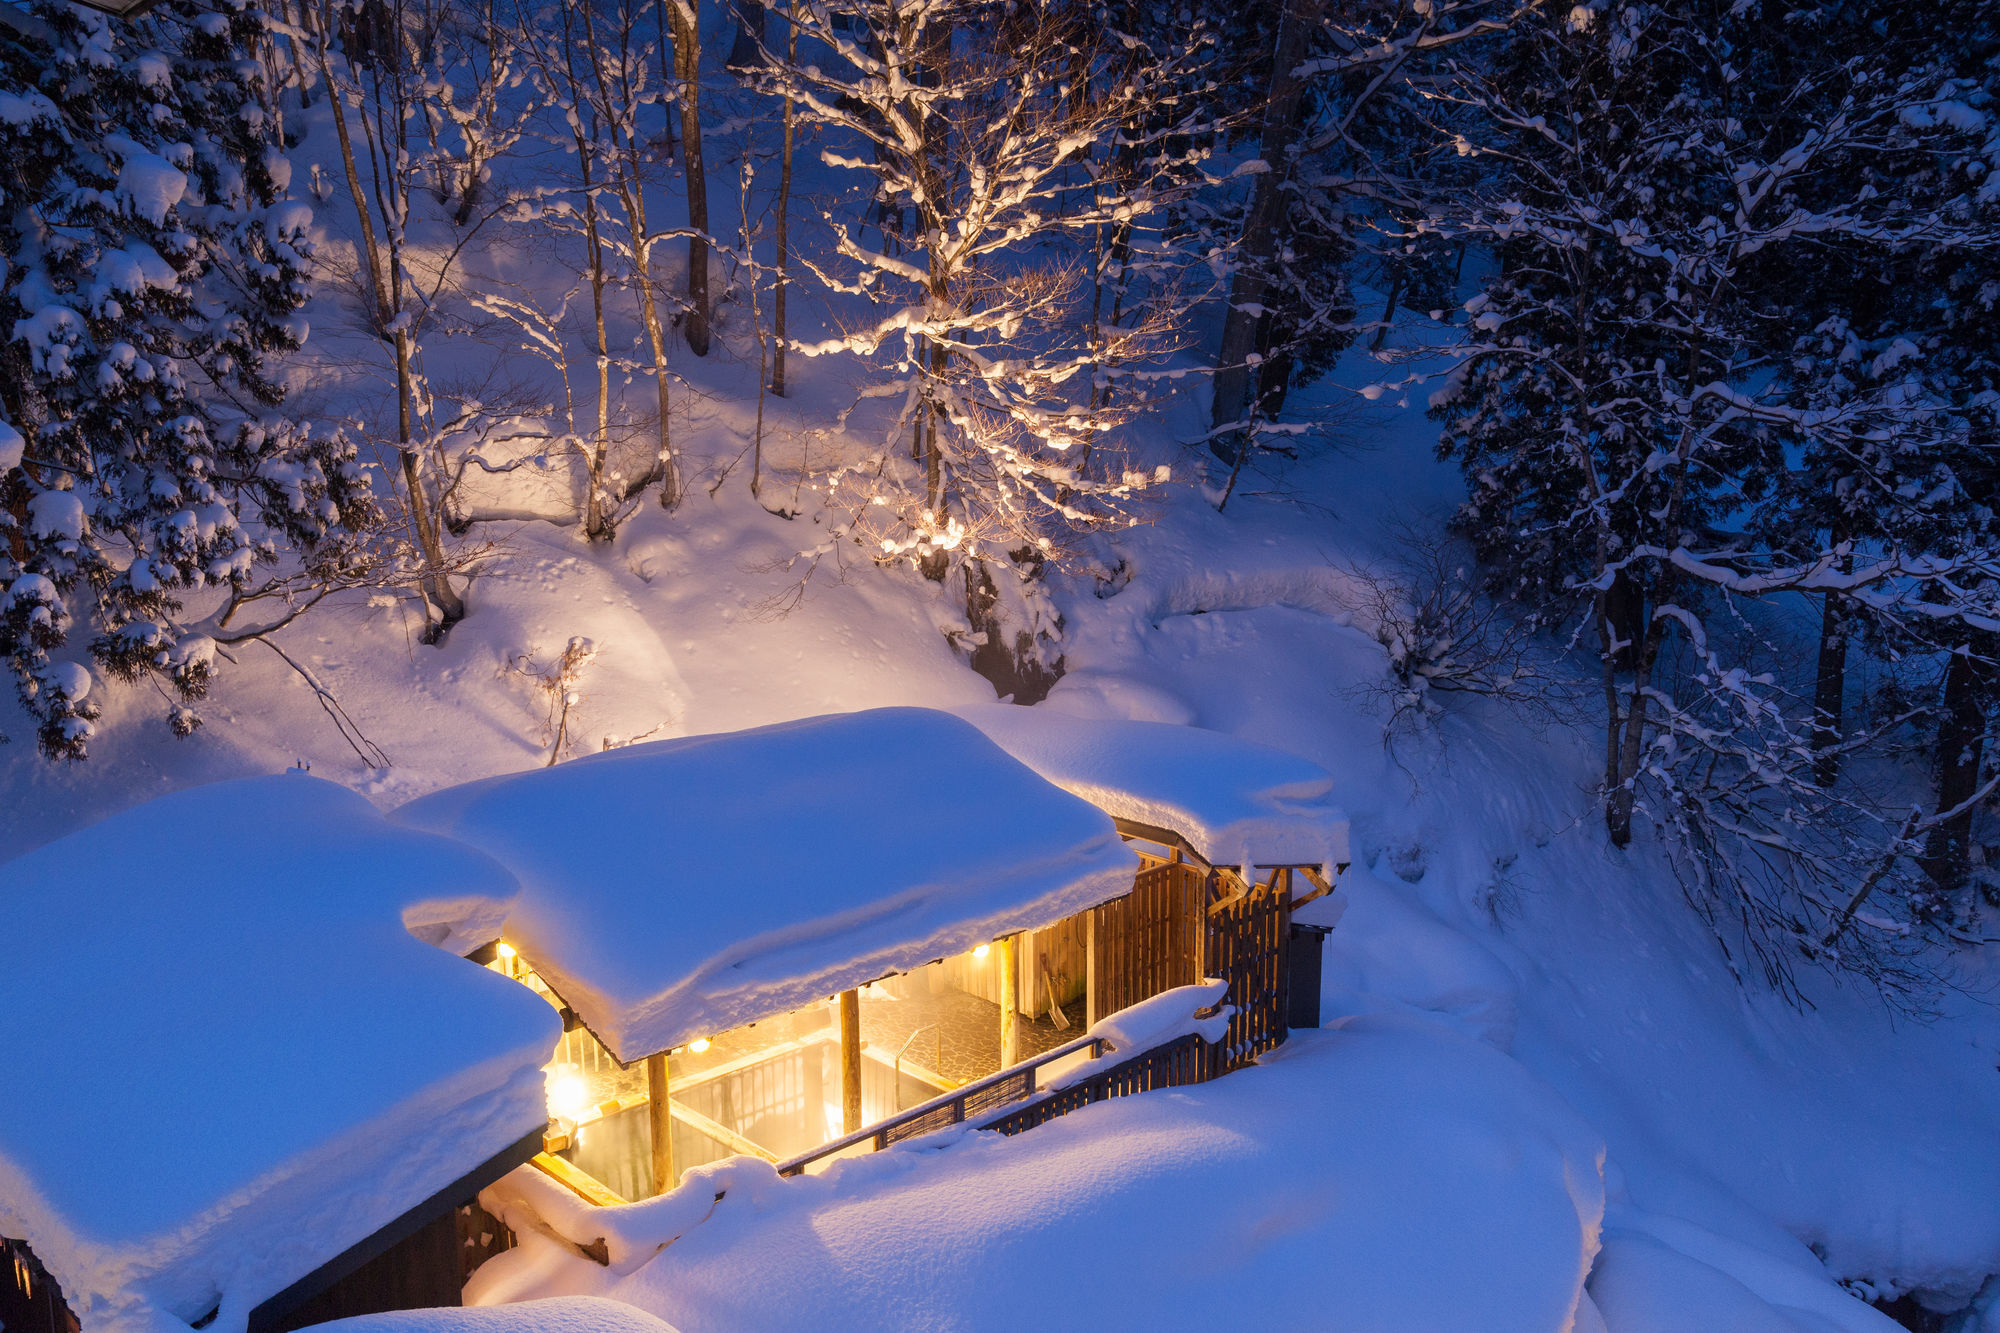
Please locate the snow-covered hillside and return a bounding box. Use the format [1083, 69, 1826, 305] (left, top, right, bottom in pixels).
[12, 401, 1999, 1329]
[4, 4, 1999, 1331]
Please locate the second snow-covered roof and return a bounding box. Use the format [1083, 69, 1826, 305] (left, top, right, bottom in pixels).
[394, 708, 1140, 1061]
[955, 706, 1350, 877]
[0, 773, 560, 1333]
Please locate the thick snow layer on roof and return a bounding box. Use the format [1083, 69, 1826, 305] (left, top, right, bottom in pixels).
[395, 708, 1139, 1061]
[307, 1297, 680, 1333]
[954, 705, 1349, 875]
[0, 774, 561, 1333]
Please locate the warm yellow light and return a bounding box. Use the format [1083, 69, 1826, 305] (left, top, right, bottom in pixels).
[496, 941, 518, 960]
[689, 1037, 711, 1054]
[547, 1071, 590, 1123]
[973, 943, 990, 959]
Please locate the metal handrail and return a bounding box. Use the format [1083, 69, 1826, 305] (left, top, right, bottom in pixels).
[775, 1030, 1109, 1176]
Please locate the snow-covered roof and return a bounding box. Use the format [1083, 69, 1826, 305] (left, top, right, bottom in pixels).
[307, 1298, 680, 1333]
[0, 774, 561, 1333]
[394, 708, 1140, 1062]
[954, 706, 1350, 877]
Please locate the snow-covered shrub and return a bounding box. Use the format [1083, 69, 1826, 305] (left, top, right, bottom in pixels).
[1347, 528, 1575, 753]
[516, 634, 597, 765]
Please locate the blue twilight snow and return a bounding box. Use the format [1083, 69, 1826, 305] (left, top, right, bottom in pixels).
[0, 773, 561, 1333]
[393, 707, 1141, 1062]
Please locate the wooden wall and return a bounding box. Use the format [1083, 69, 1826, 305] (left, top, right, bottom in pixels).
[2, 1239, 78, 1333]
[257, 1211, 467, 1333]
[1089, 861, 1203, 1018]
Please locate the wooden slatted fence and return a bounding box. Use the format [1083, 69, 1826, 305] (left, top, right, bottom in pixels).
[1202, 872, 1292, 1075]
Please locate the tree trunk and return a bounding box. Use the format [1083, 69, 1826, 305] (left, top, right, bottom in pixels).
[316, 23, 390, 327]
[726, 0, 763, 67]
[1921, 645, 1991, 896]
[577, 0, 680, 509]
[1809, 589, 1848, 786]
[394, 330, 466, 637]
[770, 7, 794, 397]
[1370, 268, 1402, 352]
[318, 8, 463, 639]
[671, 0, 712, 358]
[1604, 599, 1665, 847]
[578, 123, 614, 541]
[1208, 0, 1324, 462]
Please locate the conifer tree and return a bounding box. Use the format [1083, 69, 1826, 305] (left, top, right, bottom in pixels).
[1432, 0, 2000, 987]
[0, 0, 372, 759]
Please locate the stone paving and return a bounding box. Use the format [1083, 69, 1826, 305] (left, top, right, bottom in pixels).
[862, 988, 1086, 1086]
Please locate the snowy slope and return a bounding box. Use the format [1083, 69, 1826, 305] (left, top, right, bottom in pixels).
[462, 1019, 1901, 1333]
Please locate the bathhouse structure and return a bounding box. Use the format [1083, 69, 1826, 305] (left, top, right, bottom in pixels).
[2, 707, 1348, 1333]
[396, 708, 1346, 1203]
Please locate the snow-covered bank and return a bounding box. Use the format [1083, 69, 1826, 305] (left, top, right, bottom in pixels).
[1034, 455, 2000, 1316]
[463, 1017, 1900, 1332]
[314, 1298, 680, 1333]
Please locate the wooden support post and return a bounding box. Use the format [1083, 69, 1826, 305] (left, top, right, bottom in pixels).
[998, 934, 1020, 1068]
[839, 988, 862, 1135]
[646, 1052, 674, 1196]
[1085, 909, 1099, 1028]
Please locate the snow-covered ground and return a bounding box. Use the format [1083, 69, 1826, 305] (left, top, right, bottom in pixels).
[6, 9, 2000, 1329]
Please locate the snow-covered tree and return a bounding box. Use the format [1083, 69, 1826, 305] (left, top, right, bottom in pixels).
[0, 0, 374, 759]
[763, 0, 1207, 577]
[1204, 0, 1515, 478]
[1430, 0, 2000, 991]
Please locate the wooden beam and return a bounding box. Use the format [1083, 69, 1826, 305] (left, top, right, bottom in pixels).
[532, 1151, 627, 1208]
[244, 1127, 546, 1333]
[666, 1100, 780, 1163]
[839, 988, 863, 1134]
[998, 934, 1020, 1067]
[1109, 817, 1214, 873]
[1293, 864, 1338, 910]
[646, 1052, 674, 1197]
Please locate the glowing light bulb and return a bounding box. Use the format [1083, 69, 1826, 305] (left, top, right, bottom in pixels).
[496, 941, 517, 960]
[547, 1072, 590, 1123]
[689, 1037, 711, 1054]
[973, 943, 991, 959]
